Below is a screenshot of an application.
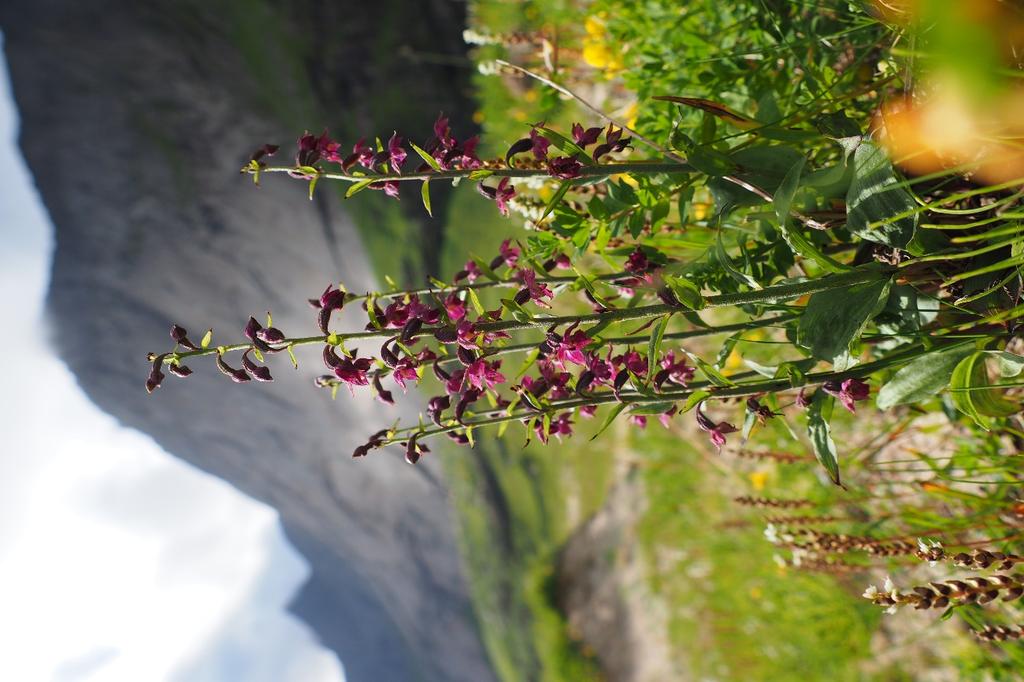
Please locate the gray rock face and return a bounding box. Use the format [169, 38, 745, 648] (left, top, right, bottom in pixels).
[0, 2, 494, 680]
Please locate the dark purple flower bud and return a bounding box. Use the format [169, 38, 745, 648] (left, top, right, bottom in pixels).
[505, 137, 534, 166]
[380, 339, 401, 368]
[400, 317, 423, 343]
[571, 123, 603, 147]
[296, 131, 321, 167]
[250, 144, 279, 164]
[455, 389, 481, 423]
[434, 326, 458, 344]
[257, 327, 286, 344]
[547, 155, 583, 180]
[746, 397, 778, 424]
[659, 405, 678, 429]
[575, 370, 596, 395]
[432, 359, 451, 382]
[427, 395, 451, 426]
[323, 345, 343, 369]
[403, 432, 428, 464]
[457, 345, 477, 366]
[579, 404, 598, 418]
[242, 350, 274, 382]
[613, 368, 630, 396]
[455, 260, 482, 283]
[372, 374, 395, 405]
[169, 363, 193, 378]
[244, 317, 262, 342]
[447, 432, 470, 445]
[146, 353, 167, 393]
[591, 142, 613, 162]
[170, 325, 199, 350]
[216, 353, 251, 383]
[796, 389, 811, 409]
[553, 253, 572, 270]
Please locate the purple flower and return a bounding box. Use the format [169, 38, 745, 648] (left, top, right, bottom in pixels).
[579, 404, 598, 419]
[455, 260, 482, 283]
[515, 269, 553, 308]
[445, 293, 467, 322]
[334, 352, 373, 390]
[529, 128, 550, 160]
[696, 403, 737, 450]
[490, 239, 520, 270]
[168, 363, 193, 378]
[655, 351, 695, 390]
[616, 349, 647, 376]
[372, 374, 395, 405]
[553, 253, 572, 270]
[552, 326, 590, 368]
[343, 138, 375, 171]
[494, 178, 516, 216]
[659, 405, 678, 429]
[823, 378, 870, 413]
[383, 295, 440, 329]
[625, 248, 650, 273]
[629, 415, 648, 429]
[746, 397, 779, 424]
[405, 434, 429, 465]
[387, 132, 407, 173]
[465, 359, 506, 391]
[547, 155, 583, 180]
[445, 369, 466, 395]
[257, 326, 286, 344]
[391, 357, 420, 390]
[796, 389, 811, 409]
[296, 130, 342, 166]
[571, 123, 603, 147]
[317, 285, 348, 334]
[592, 125, 632, 162]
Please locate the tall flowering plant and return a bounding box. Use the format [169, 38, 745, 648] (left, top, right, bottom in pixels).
[149, 91, 1024, 485]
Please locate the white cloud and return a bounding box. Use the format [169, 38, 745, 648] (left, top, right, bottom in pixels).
[0, 33, 344, 682]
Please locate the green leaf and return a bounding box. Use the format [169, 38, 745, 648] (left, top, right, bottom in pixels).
[541, 180, 573, 220]
[807, 391, 841, 486]
[846, 142, 918, 248]
[468, 169, 494, 181]
[949, 351, 1021, 429]
[715, 231, 761, 289]
[664, 275, 704, 310]
[286, 344, 298, 369]
[200, 329, 213, 349]
[466, 288, 485, 316]
[591, 403, 627, 440]
[421, 180, 432, 217]
[535, 126, 591, 161]
[308, 175, 319, 201]
[346, 178, 375, 198]
[684, 350, 735, 387]
[797, 275, 891, 366]
[410, 142, 442, 171]
[681, 390, 711, 413]
[876, 345, 975, 410]
[501, 298, 533, 323]
[647, 314, 670, 379]
[773, 156, 848, 273]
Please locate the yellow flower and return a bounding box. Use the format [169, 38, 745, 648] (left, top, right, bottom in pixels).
[749, 586, 764, 600]
[472, 110, 484, 124]
[724, 349, 743, 372]
[620, 101, 640, 130]
[582, 41, 612, 69]
[749, 471, 769, 491]
[691, 202, 710, 221]
[512, 109, 528, 122]
[584, 15, 607, 38]
[613, 173, 639, 189]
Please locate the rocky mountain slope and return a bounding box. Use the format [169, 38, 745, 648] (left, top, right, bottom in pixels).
[0, 1, 495, 680]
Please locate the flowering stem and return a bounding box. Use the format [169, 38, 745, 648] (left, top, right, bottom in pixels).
[342, 271, 632, 302]
[388, 337, 961, 444]
[256, 161, 689, 184]
[160, 267, 891, 365]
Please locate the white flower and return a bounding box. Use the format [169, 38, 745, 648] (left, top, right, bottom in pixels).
[764, 523, 780, 544]
[885, 604, 900, 615]
[772, 553, 788, 569]
[862, 585, 879, 600]
[883, 575, 896, 594]
[463, 29, 501, 46]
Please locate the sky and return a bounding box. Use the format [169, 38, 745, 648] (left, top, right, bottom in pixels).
[0, 34, 345, 682]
